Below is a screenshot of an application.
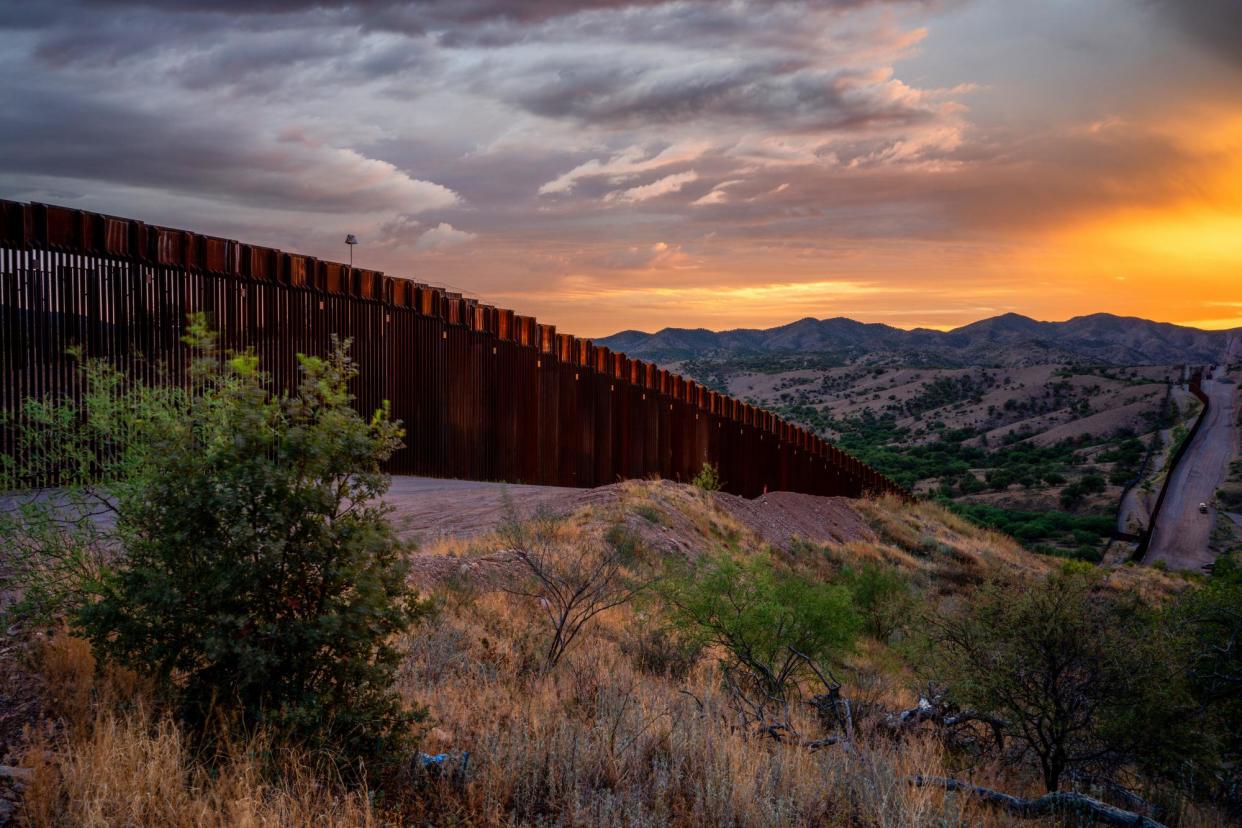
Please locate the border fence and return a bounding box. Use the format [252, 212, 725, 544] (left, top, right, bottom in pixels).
[0, 200, 905, 500]
[1133, 370, 1208, 561]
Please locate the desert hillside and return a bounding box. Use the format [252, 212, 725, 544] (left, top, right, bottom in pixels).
[1, 478, 1208, 827]
[0, 323, 1238, 828]
[601, 315, 1242, 560]
[599, 313, 1241, 368]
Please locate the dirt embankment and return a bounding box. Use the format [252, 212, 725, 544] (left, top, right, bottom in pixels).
[391, 477, 878, 586]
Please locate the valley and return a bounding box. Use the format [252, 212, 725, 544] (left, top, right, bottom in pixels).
[601, 314, 1242, 562]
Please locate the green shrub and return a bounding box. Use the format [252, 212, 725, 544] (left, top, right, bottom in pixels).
[1059, 475, 1105, 510]
[1171, 554, 1242, 796]
[4, 317, 427, 772]
[930, 568, 1197, 793]
[635, 503, 663, 524]
[692, 461, 722, 493]
[841, 562, 916, 641]
[661, 554, 858, 700]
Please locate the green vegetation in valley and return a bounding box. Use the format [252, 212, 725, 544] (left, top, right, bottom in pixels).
[947, 503, 1114, 561]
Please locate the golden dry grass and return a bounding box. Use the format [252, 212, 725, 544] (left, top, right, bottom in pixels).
[14, 481, 1199, 826]
[397, 588, 989, 827]
[18, 636, 383, 828]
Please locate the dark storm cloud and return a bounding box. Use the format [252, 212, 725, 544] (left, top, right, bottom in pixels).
[0, 0, 966, 249]
[0, 81, 458, 214]
[70, 0, 933, 20]
[11, 0, 950, 50]
[500, 58, 935, 131]
[1147, 0, 1242, 68]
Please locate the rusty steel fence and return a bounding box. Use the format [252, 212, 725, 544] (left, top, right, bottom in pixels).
[0, 200, 906, 500]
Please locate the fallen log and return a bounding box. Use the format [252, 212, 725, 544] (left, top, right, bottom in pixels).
[910, 775, 1166, 827]
[884, 690, 1007, 750]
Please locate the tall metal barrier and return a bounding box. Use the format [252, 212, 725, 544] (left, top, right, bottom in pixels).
[0, 200, 906, 500]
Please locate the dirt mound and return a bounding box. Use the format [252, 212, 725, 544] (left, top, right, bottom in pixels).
[385, 477, 621, 545]
[712, 490, 875, 551]
[392, 477, 878, 588]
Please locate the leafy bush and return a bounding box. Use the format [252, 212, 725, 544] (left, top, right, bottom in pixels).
[841, 562, 916, 641]
[930, 568, 1197, 792]
[948, 502, 1113, 553]
[3, 318, 426, 771]
[692, 461, 722, 492]
[1059, 473, 1106, 510]
[1171, 553, 1242, 798]
[661, 554, 858, 700]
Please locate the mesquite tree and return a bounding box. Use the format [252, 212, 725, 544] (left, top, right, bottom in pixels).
[930, 566, 1196, 793]
[501, 508, 646, 671]
[3, 316, 427, 771]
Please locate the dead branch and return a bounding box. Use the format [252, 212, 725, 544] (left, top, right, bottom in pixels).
[1065, 771, 1159, 819]
[910, 776, 1166, 827]
[500, 511, 648, 671]
[884, 686, 1006, 750]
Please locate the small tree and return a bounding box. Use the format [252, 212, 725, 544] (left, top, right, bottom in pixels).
[663, 553, 858, 702]
[501, 508, 646, 671]
[930, 566, 1195, 793]
[1172, 553, 1242, 799]
[692, 462, 722, 493]
[3, 317, 427, 770]
[842, 562, 916, 641]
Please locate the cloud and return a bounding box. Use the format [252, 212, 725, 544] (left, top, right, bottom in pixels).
[594, 241, 685, 269]
[692, 179, 745, 205]
[375, 213, 423, 248]
[1144, 0, 1242, 69]
[504, 58, 940, 133]
[537, 142, 712, 195]
[606, 170, 700, 203]
[4, 0, 1236, 336]
[415, 222, 478, 250]
[0, 74, 459, 216]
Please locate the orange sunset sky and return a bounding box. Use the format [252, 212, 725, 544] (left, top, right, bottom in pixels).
[2, 0, 1240, 337]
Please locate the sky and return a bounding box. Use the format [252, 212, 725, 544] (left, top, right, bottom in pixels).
[1, 0, 1240, 337]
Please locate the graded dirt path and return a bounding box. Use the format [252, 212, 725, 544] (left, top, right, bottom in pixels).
[384, 476, 612, 544]
[384, 476, 872, 551]
[1146, 363, 1240, 571]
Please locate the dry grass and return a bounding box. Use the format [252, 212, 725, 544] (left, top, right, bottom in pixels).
[18, 636, 384, 827]
[848, 495, 1047, 596]
[398, 588, 988, 827]
[14, 481, 1199, 826]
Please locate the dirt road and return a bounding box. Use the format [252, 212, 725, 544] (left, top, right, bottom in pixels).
[1146, 364, 1240, 571]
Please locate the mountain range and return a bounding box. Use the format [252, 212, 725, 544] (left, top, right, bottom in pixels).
[596, 313, 1241, 367]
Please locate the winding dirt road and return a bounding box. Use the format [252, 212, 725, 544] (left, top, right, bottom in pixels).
[1145, 357, 1240, 571]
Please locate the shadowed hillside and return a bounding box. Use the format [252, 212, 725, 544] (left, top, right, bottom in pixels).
[599, 313, 1239, 368]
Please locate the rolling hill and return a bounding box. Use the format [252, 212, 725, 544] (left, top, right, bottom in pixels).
[598, 312, 1240, 367]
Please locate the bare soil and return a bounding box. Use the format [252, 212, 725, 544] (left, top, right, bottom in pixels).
[390, 477, 877, 586]
[1147, 369, 1241, 571]
[712, 489, 875, 550]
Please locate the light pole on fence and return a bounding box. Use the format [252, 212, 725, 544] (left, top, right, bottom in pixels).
[345, 233, 358, 268]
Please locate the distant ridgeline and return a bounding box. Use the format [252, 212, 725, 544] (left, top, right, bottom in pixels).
[0, 200, 904, 500]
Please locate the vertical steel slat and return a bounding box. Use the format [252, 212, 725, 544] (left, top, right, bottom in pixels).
[0, 200, 902, 499]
